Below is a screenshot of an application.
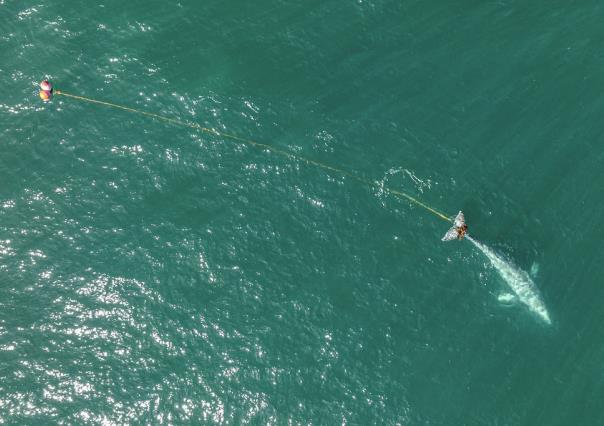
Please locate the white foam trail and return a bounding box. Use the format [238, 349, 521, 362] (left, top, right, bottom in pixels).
[466, 235, 551, 324]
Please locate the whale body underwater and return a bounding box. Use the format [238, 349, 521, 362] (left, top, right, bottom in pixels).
[466, 235, 551, 324]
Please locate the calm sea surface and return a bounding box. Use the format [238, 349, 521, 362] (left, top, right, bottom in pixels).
[1, 1, 603, 424]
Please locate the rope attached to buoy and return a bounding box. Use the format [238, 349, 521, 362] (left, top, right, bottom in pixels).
[53, 88, 453, 224]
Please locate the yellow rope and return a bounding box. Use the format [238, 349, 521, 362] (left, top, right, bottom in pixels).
[54, 89, 453, 223]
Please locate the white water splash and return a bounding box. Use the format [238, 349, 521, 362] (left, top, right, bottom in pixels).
[466, 235, 551, 324]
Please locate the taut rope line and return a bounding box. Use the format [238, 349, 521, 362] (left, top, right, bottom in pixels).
[54, 89, 452, 223]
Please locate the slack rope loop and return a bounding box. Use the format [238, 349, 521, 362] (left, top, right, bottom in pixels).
[54, 89, 453, 223]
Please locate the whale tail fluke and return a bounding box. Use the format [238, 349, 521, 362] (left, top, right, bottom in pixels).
[442, 211, 467, 241]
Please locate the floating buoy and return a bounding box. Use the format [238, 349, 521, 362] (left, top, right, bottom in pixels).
[40, 80, 53, 91]
[39, 80, 53, 101]
[39, 90, 52, 101]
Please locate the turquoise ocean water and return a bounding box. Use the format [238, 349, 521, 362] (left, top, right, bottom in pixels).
[2, 1, 603, 424]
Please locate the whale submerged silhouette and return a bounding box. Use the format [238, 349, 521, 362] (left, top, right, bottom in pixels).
[466, 235, 551, 324]
[440, 211, 550, 324]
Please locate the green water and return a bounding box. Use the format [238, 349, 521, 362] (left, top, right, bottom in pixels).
[1, 1, 603, 424]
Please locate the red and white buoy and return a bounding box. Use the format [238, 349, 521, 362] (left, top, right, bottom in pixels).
[39, 80, 53, 91]
[39, 80, 53, 102]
